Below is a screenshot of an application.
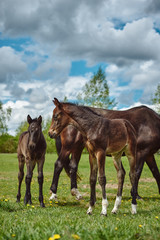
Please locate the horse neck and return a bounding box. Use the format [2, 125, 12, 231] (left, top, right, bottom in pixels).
[63, 104, 101, 137]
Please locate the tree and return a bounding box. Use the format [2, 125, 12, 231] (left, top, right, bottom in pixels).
[15, 120, 29, 139]
[77, 67, 117, 108]
[151, 84, 160, 113]
[0, 101, 12, 135]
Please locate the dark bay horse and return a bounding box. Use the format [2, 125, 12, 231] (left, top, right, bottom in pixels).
[49, 98, 138, 215]
[49, 103, 160, 201]
[16, 115, 47, 207]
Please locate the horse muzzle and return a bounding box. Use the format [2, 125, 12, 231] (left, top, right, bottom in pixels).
[48, 130, 57, 139]
[28, 142, 36, 151]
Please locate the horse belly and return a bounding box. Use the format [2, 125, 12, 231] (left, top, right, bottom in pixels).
[106, 138, 127, 155]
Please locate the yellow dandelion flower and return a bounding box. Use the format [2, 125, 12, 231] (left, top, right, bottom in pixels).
[155, 216, 159, 219]
[32, 205, 35, 208]
[27, 204, 30, 207]
[48, 237, 53, 240]
[5, 199, 8, 202]
[12, 234, 16, 237]
[139, 225, 142, 228]
[49, 201, 52, 204]
[55, 201, 58, 204]
[115, 227, 118, 230]
[124, 214, 126, 216]
[72, 234, 80, 239]
[53, 234, 61, 239]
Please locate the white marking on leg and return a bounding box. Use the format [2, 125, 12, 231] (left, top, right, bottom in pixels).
[131, 204, 137, 214]
[71, 188, 82, 200]
[101, 198, 108, 216]
[87, 205, 93, 215]
[49, 193, 58, 200]
[111, 196, 122, 214]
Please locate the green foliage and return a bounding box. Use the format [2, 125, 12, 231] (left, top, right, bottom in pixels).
[77, 67, 117, 109]
[0, 101, 12, 135]
[151, 84, 160, 113]
[42, 117, 57, 153]
[15, 120, 28, 139]
[0, 134, 17, 153]
[0, 153, 160, 240]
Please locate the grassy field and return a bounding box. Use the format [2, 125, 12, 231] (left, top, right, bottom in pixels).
[0, 153, 160, 240]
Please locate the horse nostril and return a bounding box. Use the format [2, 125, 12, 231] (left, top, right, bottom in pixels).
[29, 144, 35, 151]
[48, 131, 56, 139]
[48, 131, 52, 138]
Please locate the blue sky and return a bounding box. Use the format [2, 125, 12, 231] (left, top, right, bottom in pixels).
[0, 0, 160, 135]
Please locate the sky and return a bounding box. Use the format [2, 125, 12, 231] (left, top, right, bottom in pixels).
[0, 0, 160, 135]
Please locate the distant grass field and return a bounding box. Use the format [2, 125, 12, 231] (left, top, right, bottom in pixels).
[0, 153, 160, 240]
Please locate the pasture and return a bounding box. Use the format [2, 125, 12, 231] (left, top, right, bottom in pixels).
[0, 153, 160, 240]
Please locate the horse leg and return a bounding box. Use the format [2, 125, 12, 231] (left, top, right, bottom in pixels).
[111, 153, 125, 214]
[50, 151, 69, 200]
[97, 151, 108, 216]
[126, 150, 137, 214]
[16, 154, 25, 202]
[145, 154, 160, 194]
[87, 153, 98, 215]
[24, 158, 35, 205]
[37, 156, 45, 207]
[70, 149, 83, 200]
[133, 151, 146, 199]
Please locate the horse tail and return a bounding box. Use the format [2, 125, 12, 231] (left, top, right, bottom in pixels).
[55, 136, 81, 181]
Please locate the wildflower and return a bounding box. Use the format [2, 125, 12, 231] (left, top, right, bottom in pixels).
[49, 201, 52, 204]
[4, 199, 8, 202]
[55, 201, 58, 204]
[72, 234, 80, 239]
[27, 204, 30, 207]
[12, 234, 16, 237]
[53, 234, 61, 239]
[155, 216, 159, 219]
[139, 225, 142, 228]
[124, 214, 126, 216]
[32, 205, 35, 208]
[115, 227, 118, 231]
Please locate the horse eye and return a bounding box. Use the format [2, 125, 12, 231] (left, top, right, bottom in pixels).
[53, 115, 58, 120]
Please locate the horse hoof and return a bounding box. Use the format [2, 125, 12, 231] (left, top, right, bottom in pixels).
[111, 210, 117, 214]
[40, 203, 45, 208]
[71, 188, 82, 200]
[136, 195, 142, 200]
[100, 212, 107, 217]
[49, 193, 57, 200]
[87, 212, 92, 215]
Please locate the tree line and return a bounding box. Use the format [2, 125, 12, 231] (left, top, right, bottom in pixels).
[0, 67, 160, 153]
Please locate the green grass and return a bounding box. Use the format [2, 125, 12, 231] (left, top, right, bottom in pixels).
[0, 153, 160, 240]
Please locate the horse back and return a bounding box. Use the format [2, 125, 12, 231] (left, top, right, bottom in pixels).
[17, 131, 29, 157]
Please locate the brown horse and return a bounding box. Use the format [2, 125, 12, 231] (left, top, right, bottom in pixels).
[16, 115, 46, 207]
[49, 98, 137, 215]
[49, 103, 160, 201]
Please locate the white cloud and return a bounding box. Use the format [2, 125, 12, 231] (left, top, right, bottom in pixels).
[0, 46, 27, 83]
[1, 0, 160, 134]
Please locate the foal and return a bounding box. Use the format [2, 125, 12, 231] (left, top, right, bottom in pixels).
[48, 98, 137, 215]
[16, 115, 46, 207]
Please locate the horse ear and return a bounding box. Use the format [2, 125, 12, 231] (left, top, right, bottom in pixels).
[27, 115, 32, 124]
[37, 115, 42, 125]
[53, 98, 62, 108]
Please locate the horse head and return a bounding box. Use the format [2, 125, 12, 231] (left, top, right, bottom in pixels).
[48, 98, 70, 139]
[27, 115, 42, 151]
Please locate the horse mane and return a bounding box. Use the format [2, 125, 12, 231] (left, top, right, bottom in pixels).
[61, 102, 103, 118]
